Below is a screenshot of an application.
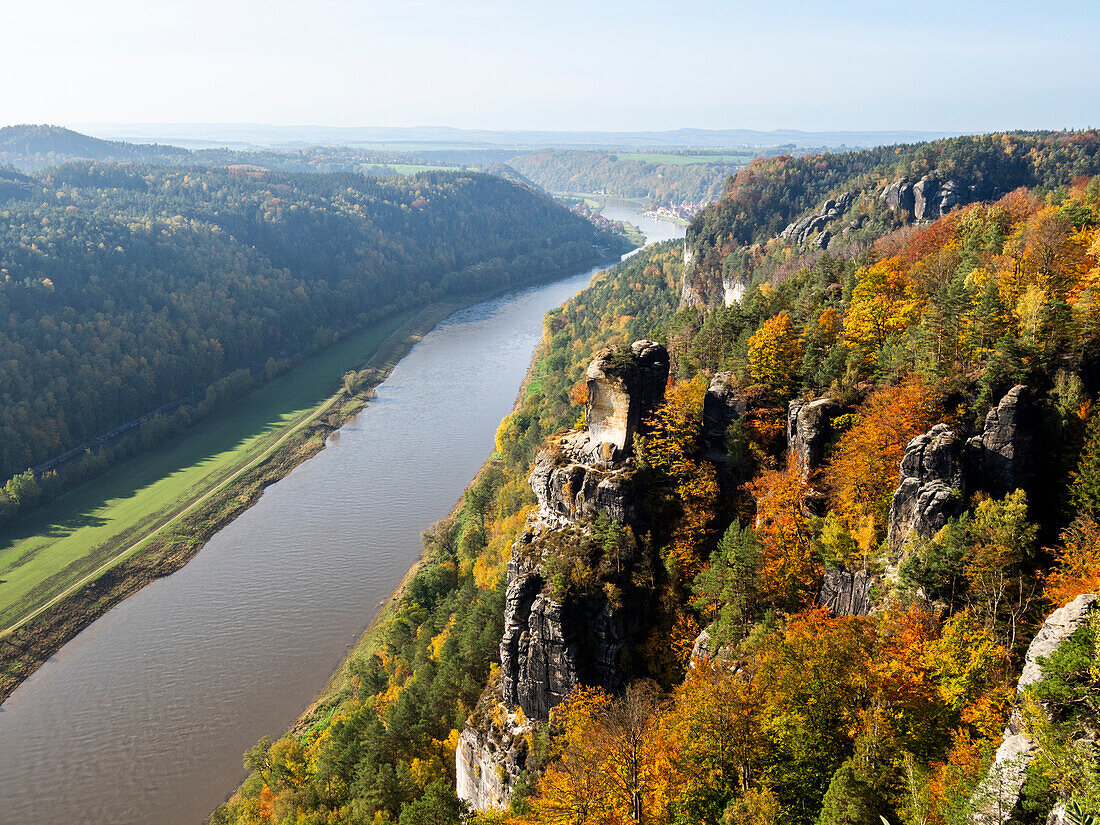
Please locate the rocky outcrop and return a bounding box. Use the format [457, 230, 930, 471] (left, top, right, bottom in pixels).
[529, 435, 641, 527]
[498, 341, 667, 721]
[882, 178, 916, 215]
[819, 565, 874, 616]
[887, 424, 966, 551]
[887, 386, 1040, 552]
[585, 340, 669, 461]
[500, 527, 643, 720]
[881, 174, 988, 222]
[722, 274, 745, 305]
[779, 192, 854, 247]
[703, 372, 746, 457]
[528, 341, 667, 527]
[455, 679, 531, 811]
[969, 594, 1098, 825]
[966, 385, 1035, 497]
[787, 397, 841, 481]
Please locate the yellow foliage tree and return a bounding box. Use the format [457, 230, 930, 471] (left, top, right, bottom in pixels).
[843, 257, 925, 364]
[747, 312, 803, 398]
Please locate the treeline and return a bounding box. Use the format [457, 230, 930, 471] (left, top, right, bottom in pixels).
[507, 149, 744, 208]
[0, 162, 627, 518]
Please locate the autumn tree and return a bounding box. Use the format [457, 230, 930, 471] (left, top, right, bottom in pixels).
[822, 378, 938, 546]
[1043, 516, 1100, 607]
[843, 257, 925, 367]
[637, 374, 720, 580]
[749, 464, 818, 610]
[964, 489, 1037, 641]
[748, 312, 803, 399]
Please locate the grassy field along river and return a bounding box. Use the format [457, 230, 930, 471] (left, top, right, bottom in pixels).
[0, 300, 459, 701]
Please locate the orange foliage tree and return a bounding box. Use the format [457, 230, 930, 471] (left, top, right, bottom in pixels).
[1043, 515, 1100, 607]
[748, 463, 817, 609]
[822, 377, 939, 546]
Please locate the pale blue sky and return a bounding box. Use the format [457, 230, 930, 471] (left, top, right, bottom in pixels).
[5, 0, 1097, 131]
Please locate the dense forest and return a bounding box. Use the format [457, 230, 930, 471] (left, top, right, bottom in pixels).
[211, 131, 1100, 825]
[0, 160, 628, 523]
[0, 126, 754, 211]
[506, 149, 749, 210]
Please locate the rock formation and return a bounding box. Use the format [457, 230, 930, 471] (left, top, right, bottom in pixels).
[966, 385, 1035, 497]
[819, 565, 874, 616]
[499, 538, 638, 719]
[787, 397, 841, 481]
[584, 340, 669, 462]
[779, 192, 854, 247]
[455, 678, 531, 811]
[460, 341, 669, 811]
[703, 372, 746, 458]
[969, 594, 1098, 825]
[881, 175, 989, 222]
[888, 386, 1038, 552]
[887, 423, 967, 551]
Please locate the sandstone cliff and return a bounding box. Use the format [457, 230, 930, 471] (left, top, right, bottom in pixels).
[458, 341, 669, 811]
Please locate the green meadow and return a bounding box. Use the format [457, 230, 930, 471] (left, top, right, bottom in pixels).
[0, 309, 418, 631]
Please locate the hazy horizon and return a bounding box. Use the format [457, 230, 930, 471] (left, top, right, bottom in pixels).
[5, 0, 1097, 133]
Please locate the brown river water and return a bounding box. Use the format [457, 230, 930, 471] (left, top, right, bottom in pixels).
[0, 208, 682, 824]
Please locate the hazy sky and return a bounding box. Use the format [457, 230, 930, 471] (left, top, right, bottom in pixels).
[6, 0, 1098, 131]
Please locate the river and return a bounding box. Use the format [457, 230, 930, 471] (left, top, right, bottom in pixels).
[0, 208, 682, 824]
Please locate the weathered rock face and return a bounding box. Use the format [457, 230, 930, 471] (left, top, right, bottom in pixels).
[455, 703, 530, 811]
[967, 385, 1035, 497]
[882, 174, 983, 222]
[499, 542, 639, 720]
[819, 565, 874, 616]
[529, 435, 641, 527]
[887, 424, 966, 551]
[913, 175, 941, 221]
[585, 340, 669, 459]
[703, 372, 746, 457]
[882, 178, 915, 215]
[722, 274, 745, 305]
[969, 594, 1098, 825]
[787, 397, 841, 481]
[779, 192, 854, 247]
[497, 341, 666, 722]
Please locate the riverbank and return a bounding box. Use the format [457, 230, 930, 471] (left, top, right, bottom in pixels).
[283, 320, 556, 743]
[0, 255, 620, 706]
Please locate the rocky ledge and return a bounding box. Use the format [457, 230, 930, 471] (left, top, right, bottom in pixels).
[969, 594, 1098, 825]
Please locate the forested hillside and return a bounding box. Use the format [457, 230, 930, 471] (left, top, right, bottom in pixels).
[0, 125, 190, 169]
[211, 131, 1100, 825]
[506, 149, 748, 210]
[0, 163, 626, 522]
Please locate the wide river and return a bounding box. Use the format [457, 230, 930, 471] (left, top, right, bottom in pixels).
[0, 208, 682, 824]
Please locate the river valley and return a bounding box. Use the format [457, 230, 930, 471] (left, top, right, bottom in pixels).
[0, 208, 682, 824]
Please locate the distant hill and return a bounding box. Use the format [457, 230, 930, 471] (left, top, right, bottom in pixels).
[0, 125, 191, 171]
[74, 122, 960, 150]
